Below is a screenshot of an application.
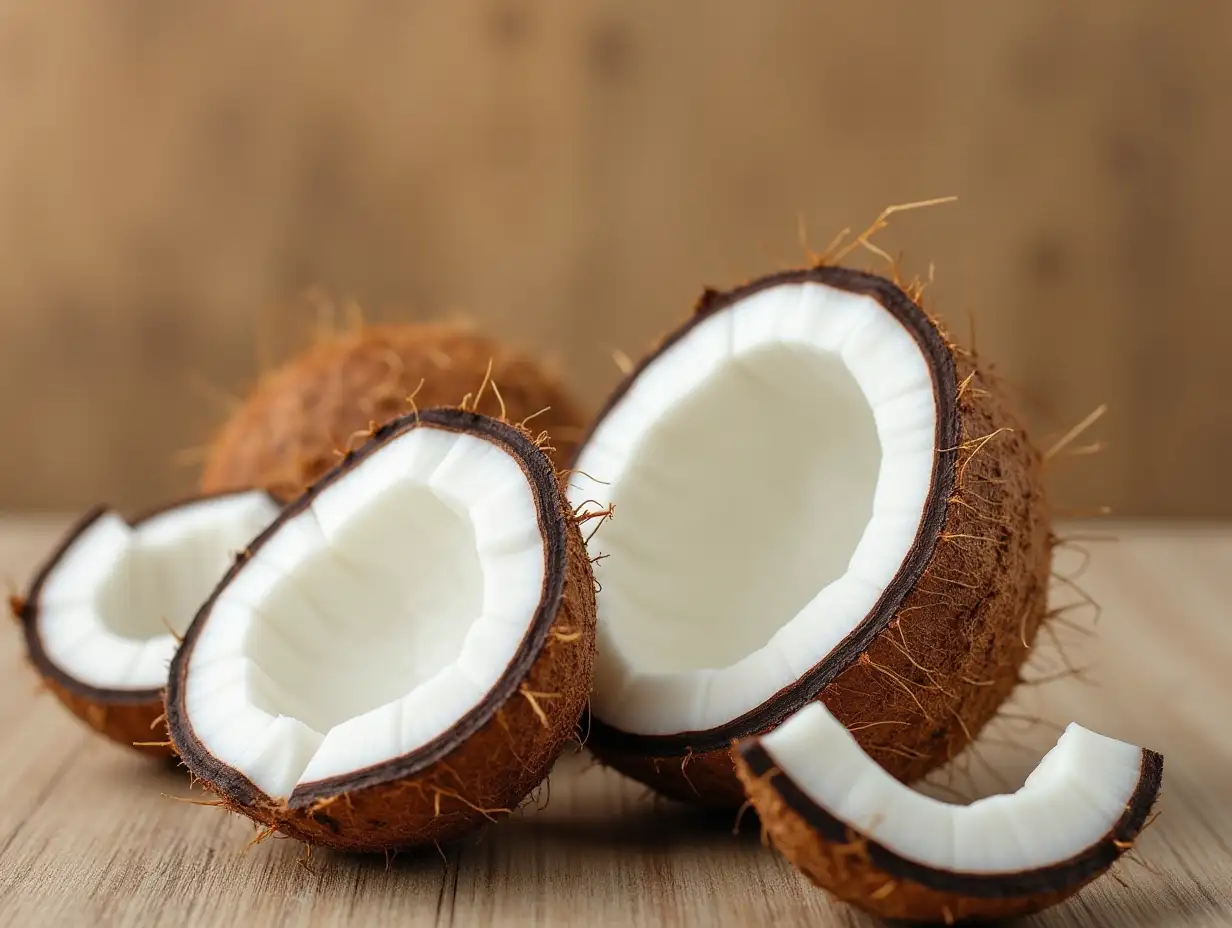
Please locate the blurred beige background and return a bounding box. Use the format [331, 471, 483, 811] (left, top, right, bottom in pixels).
[0, 0, 1229, 516]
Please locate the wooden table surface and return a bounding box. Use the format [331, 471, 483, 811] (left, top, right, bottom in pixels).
[0, 517, 1229, 927]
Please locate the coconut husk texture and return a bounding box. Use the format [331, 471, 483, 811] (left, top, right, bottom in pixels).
[201, 323, 585, 502]
[169, 409, 598, 852]
[733, 741, 1163, 924]
[40, 677, 170, 758]
[584, 265, 1052, 807]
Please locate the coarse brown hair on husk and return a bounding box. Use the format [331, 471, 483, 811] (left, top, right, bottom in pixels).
[169, 408, 598, 852]
[733, 739, 1163, 923]
[582, 264, 1052, 807]
[201, 322, 585, 502]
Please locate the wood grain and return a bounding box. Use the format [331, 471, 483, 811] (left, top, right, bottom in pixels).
[0, 1, 1231, 515]
[1, 518, 1229, 927]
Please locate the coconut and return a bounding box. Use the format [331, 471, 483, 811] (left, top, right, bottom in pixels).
[569, 265, 1051, 806]
[167, 408, 596, 852]
[14, 490, 281, 753]
[734, 702, 1162, 923]
[201, 322, 585, 501]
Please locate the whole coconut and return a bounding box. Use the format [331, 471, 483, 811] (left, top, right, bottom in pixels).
[201, 323, 584, 500]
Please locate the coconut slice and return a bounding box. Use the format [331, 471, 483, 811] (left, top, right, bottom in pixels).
[734, 703, 1162, 923]
[167, 408, 596, 852]
[16, 490, 280, 753]
[570, 266, 1051, 805]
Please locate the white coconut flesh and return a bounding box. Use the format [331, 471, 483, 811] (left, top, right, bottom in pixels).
[570, 280, 938, 734]
[180, 425, 547, 800]
[754, 702, 1147, 873]
[33, 491, 279, 691]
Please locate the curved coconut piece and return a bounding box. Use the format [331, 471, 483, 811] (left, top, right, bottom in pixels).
[168, 408, 596, 852]
[201, 323, 585, 501]
[734, 703, 1162, 923]
[569, 265, 1051, 806]
[15, 490, 281, 753]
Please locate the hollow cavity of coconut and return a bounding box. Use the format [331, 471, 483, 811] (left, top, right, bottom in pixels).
[201, 323, 585, 501]
[569, 265, 1051, 807]
[734, 703, 1162, 923]
[168, 408, 596, 852]
[15, 491, 281, 753]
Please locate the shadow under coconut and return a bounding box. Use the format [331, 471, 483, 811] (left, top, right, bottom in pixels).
[332, 753, 755, 877]
[509, 752, 757, 846]
[307, 838, 459, 882]
[507, 793, 755, 854]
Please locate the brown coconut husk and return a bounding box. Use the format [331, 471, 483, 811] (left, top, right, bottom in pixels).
[40, 677, 172, 758]
[200, 323, 585, 502]
[583, 265, 1052, 807]
[733, 741, 1163, 923]
[169, 409, 597, 852]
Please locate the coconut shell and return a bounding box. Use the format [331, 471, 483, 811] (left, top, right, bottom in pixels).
[11, 510, 169, 754]
[201, 323, 585, 501]
[583, 266, 1052, 807]
[18, 568, 167, 754]
[14, 516, 170, 754]
[169, 409, 597, 852]
[733, 742, 1163, 923]
[41, 677, 171, 758]
[14, 492, 280, 757]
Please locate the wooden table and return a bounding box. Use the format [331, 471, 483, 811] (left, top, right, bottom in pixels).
[1, 518, 1229, 927]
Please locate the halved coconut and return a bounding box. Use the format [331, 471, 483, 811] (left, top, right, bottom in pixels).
[15, 490, 280, 753]
[201, 322, 586, 501]
[734, 703, 1162, 923]
[167, 408, 596, 852]
[569, 266, 1051, 806]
